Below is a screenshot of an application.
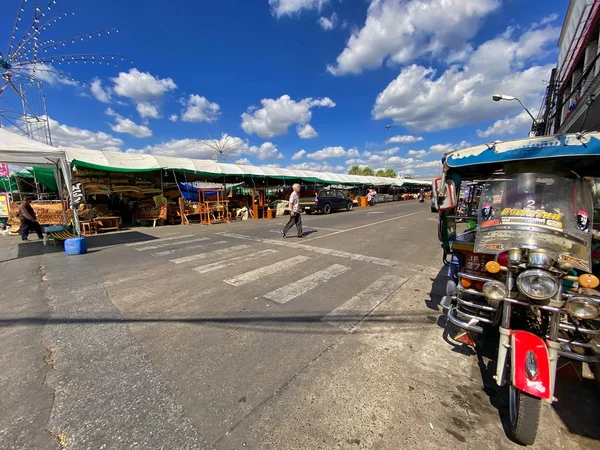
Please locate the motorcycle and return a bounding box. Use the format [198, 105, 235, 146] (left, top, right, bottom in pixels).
[435, 132, 600, 445]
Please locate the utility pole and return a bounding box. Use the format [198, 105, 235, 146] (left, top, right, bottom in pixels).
[385, 125, 391, 169]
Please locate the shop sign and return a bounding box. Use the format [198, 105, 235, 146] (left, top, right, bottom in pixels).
[0, 193, 9, 216]
[72, 182, 85, 209]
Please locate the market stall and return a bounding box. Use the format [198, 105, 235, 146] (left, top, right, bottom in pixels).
[0, 129, 80, 234]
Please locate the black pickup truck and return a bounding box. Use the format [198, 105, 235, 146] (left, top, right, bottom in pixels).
[299, 188, 354, 214]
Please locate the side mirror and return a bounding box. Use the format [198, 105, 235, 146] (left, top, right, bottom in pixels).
[439, 179, 457, 210]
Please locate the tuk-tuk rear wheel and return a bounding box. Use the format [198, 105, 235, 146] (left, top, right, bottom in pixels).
[509, 385, 541, 446]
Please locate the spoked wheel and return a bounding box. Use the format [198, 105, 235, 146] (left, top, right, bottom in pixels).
[346, 202, 353, 211]
[508, 385, 541, 446]
[323, 204, 331, 214]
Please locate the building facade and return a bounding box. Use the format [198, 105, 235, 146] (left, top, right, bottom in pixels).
[540, 0, 600, 135]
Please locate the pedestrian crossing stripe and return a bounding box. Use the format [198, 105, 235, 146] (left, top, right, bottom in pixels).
[169, 244, 251, 264]
[194, 249, 279, 274]
[224, 255, 310, 286]
[125, 234, 193, 246]
[136, 237, 210, 251]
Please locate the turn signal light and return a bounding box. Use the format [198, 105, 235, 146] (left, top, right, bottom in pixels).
[579, 273, 600, 289]
[460, 278, 472, 288]
[486, 261, 501, 274]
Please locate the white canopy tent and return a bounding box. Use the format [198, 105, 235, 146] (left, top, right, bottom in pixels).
[63, 146, 420, 187]
[0, 129, 80, 233]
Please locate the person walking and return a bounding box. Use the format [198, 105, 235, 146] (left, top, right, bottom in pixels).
[18, 197, 43, 241]
[281, 183, 303, 238]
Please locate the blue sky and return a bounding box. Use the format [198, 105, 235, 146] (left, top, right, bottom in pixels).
[1, 0, 566, 176]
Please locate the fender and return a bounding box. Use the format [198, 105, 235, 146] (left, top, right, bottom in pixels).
[510, 330, 551, 400]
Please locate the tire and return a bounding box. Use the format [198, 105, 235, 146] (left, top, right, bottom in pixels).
[305, 210, 312, 215]
[346, 202, 353, 211]
[509, 385, 541, 446]
[323, 203, 332, 214]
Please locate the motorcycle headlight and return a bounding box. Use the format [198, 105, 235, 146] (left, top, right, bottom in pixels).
[565, 297, 600, 319]
[482, 281, 508, 302]
[516, 269, 559, 300]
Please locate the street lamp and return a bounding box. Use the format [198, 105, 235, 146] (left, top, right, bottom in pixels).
[385, 124, 391, 169]
[492, 94, 538, 125]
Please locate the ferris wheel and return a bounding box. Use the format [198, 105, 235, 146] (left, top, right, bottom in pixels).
[0, 0, 126, 145]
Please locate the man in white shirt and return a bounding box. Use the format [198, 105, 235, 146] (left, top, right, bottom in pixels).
[281, 183, 303, 238]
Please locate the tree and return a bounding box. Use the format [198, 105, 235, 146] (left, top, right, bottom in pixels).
[348, 165, 375, 176]
[348, 165, 362, 175]
[375, 168, 397, 178]
[361, 166, 375, 176]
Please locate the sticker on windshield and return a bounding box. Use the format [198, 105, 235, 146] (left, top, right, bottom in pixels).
[558, 254, 589, 270]
[577, 210, 590, 233]
[500, 208, 564, 231]
[481, 243, 504, 251]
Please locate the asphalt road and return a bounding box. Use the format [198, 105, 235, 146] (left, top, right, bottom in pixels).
[0, 200, 598, 450]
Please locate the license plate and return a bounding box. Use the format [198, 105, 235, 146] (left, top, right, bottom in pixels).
[305, 207, 311, 209]
[465, 253, 491, 272]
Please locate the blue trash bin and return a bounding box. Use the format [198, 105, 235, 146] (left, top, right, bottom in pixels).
[64, 237, 87, 255]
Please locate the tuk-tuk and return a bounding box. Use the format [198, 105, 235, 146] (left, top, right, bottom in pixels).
[435, 132, 600, 445]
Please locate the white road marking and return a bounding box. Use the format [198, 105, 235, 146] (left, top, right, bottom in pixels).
[153, 240, 228, 257]
[136, 237, 210, 251]
[366, 212, 384, 215]
[220, 233, 406, 268]
[169, 244, 251, 264]
[194, 249, 279, 274]
[125, 235, 193, 246]
[263, 264, 350, 304]
[268, 226, 341, 234]
[224, 255, 311, 286]
[322, 273, 409, 331]
[307, 211, 424, 240]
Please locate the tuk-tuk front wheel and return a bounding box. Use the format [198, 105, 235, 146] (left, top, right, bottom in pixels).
[509, 385, 541, 446]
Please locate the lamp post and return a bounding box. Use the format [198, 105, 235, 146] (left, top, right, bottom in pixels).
[385, 124, 391, 169]
[492, 94, 538, 136]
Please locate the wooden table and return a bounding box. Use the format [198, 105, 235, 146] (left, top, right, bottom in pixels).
[94, 216, 120, 232]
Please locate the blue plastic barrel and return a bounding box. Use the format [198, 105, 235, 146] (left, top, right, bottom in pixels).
[64, 237, 88, 255]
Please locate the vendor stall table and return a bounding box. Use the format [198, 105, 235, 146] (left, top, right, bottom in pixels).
[94, 216, 120, 232]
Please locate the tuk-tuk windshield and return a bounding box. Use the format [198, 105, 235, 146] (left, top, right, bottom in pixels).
[474, 173, 593, 271]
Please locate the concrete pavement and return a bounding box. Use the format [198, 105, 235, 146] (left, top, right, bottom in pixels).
[0, 200, 598, 449]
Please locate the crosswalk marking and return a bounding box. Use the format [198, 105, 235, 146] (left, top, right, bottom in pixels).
[169, 244, 251, 264]
[125, 234, 193, 246]
[220, 232, 405, 268]
[263, 264, 350, 304]
[194, 249, 279, 274]
[322, 273, 409, 331]
[136, 237, 210, 251]
[224, 255, 311, 286]
[152, 240, 229, 257]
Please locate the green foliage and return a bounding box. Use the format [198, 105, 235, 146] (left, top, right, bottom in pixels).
[375, 168, 397, 178]
[348, 165, 375, 176]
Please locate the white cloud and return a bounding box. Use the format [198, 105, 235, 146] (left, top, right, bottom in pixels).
[180, 94, 221, 123]
[241, 94, 335, 138]
[292, 149, 307, 160]
[288, 161, 345, 172]
[415, 160, 442, 169]
[236, 158, 252, 165]
[269, 0, 330, 17]
[136, 102, 161, 119]
[318, 12, 337, 30]
[111, 68, 177, 102]
[31, 64, 78, 87]
[327, 0, 500, 75]
[387, 134, 423, 144]
[169, 114, 179, 122]
[476, 111, 533, 138]
[48, 117, 123, 150]
[372, 23, 559, 132]
[307, 146, 347, 160]
[248, 142, 284, 160]
[407, 149, 427, 158]
[297, 123, 318, 139]
[111, 117, 152, 138]
[347, 147, 360, 157]
[429, 140, 470, 154]
[90, 78, 112, 103]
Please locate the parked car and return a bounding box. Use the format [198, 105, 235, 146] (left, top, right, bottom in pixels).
[299, 188, 353, 214]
